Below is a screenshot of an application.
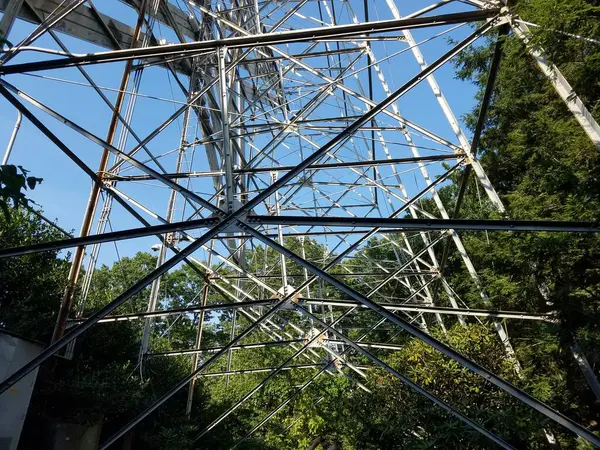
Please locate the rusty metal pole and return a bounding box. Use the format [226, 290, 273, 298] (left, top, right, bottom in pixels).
[51, 0, 149, 343]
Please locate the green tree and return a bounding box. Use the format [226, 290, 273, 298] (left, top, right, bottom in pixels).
[0, 207, 69, 340]
[444, 0, 600, 444]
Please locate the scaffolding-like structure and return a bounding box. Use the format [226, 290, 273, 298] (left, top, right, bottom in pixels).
[1, 0, 600, 448]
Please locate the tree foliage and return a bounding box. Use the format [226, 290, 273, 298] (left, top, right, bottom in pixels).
[0, 207, 68, 340]
[0, 164, 43, 217]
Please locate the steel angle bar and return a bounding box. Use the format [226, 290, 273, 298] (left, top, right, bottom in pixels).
[148, 339, 303, 358]
[2, 109, 21, 164]
[511, 19, 600, 149]
[238, 47, 362, 65]
[70, 299, 278, 324]
[198, 364, 368, 379]
[431, 24, 509, 304]
[303, 299, 556, 322]
[242, 226, 600, 446]
[293, 304, 515, 450]
[9, 193, 564, 271]
[0, 9, 500, 75]
[186, 243, 214, 417]
[385, 1, 504, 209]
[221, 272, 437, 280]
[105, 155, 459, 181]
[218, 46, 235, 214]
[139, 90, 196, 358]
[0, 83, 100, 187]
[0, 217, 220, 258]
[328, 340, 408, 352]
[248, 217, 600, 233]
[0, 0, 25, 38]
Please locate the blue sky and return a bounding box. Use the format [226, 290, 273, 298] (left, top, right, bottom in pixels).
[0, 0, 483, 267]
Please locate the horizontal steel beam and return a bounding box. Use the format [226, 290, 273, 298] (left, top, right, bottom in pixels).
[221, 272, 437, 279]
[0, 217, 219, 258]
[303, 299, 556, 322]
[105, 155, 459, 181]
[197, 364, 369, 378]
[249, 216, 600, 233]
[2, 216, 598, 259]
[69, 299, 278, 323]
[327, 340, 406, 351]
[0, 9, 499, 75]
[82, 296, 555, 324]
[148, 339, 303, 357]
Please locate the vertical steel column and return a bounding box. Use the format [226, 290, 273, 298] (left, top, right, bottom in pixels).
[272, 172, 289, 291]
[219, 45, 235, 213]
[570, 340, 600, 401]
[218, 43, 238, 384]
[226, 307, 237, 387]
[139, 104, 193, 359]
[431, 24, 508, 308]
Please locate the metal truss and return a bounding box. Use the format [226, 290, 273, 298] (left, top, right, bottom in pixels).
[1, 0, 600, 447]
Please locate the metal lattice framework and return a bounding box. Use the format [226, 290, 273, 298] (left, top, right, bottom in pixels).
[1, 0, 600, 448]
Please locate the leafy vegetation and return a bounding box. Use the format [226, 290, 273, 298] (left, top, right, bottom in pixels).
[0, 164, 43, 217]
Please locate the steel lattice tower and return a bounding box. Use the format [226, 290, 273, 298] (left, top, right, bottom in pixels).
[1, 0, 600, 448]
